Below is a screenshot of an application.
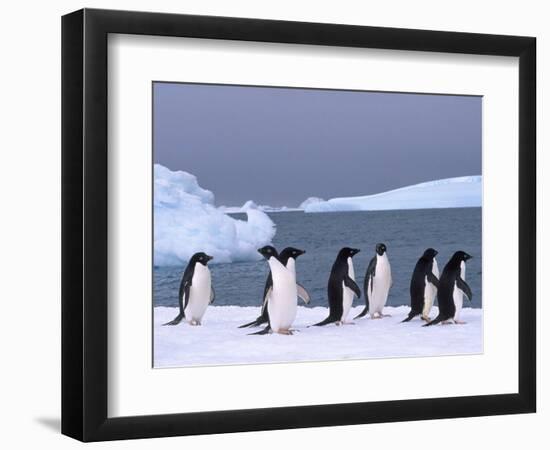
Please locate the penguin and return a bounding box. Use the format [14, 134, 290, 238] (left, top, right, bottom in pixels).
[355, 243, 392, 319]
[424, 251, 473, 327]
[313, 247, 361, 326]
[453, 259, 470, 324]
[163, 252, 215, 326]
[239, 247, 310, 329]
[252, 246, 300, 335]
[402, 248, 439, 322]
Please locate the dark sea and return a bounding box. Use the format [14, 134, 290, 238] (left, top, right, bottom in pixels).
[154, 207, 482, 309]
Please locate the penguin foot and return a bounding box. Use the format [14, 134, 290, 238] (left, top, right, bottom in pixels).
[454, 320, 467, 325]
[380, 313, 392, 318]
[343, 321, 356, 325]
[189, 320, 201, 326]
[421, 316, 431, 322]
[277, 329, 294, 335]
[441, 320, 453, 325]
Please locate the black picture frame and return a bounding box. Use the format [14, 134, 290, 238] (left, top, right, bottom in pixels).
[61, 8, 536, 442]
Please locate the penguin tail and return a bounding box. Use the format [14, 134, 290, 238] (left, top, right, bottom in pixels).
[311, 316, 337, 327]
[248, 325, 271, 335]
[163, 314, 185, 326]
[423, 315, 443, 327]
[354, 306, 369, 320]
[401, 311, 418, 323]
[238, 317, 264, 328]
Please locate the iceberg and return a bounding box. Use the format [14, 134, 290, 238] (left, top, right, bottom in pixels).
[219, 201, 301, 214]
[303, 176, 482, 213]
[154, 164, 276, 266]
[298, 197, 325, 210]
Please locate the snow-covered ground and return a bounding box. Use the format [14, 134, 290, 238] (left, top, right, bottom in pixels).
[154, 164, 275, 266]
[302, 176, 482, 212]
[154, 305, 483, 368]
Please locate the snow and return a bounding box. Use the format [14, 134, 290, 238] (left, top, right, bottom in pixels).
[303, 176, 482, 213]
[154, 164, 276, 266]
[154, 305, 483, 367]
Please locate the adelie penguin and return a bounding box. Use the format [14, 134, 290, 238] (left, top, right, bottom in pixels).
[239, 247, 311, 329]
[313, 247, 361, 326]
[163, 252, 215, 326]
[424, 251, 473, 326]
[355, 243, 392, 320]
[402, 248, 439, 322]
[251, 246, 303, 335]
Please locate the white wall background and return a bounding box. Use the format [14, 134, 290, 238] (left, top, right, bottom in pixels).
[0, 0, 545, 448]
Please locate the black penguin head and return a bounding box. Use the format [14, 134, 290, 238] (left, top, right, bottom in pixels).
[257, 245, 278, 260]
[338, 247, 361, 259]
[280, 247, 306, 263]
[453, 250, 472, 262]
[191, 252, 213, 266]
[375, 243, 387, 256]
[423, 248, 438, 259]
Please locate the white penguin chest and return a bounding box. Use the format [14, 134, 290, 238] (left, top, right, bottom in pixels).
[371, 254, 391, 312]
[185, 264, 211, 321]
[268, 258, 298, 331]
[374, 255, 391, 288]
[341, 258, 355, 321]
[453, 262, 466, 316]
[423, 259, 438, 316]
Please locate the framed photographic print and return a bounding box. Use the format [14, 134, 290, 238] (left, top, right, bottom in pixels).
[62, 8, 536, 442]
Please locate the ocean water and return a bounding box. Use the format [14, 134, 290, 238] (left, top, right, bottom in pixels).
[154, 207, 482, 310]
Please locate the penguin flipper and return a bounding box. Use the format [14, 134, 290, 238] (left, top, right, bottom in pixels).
[344, 276, 361, 298]
[297, 283, 311, 304]
[248, 325, 272, 335]
[427, 272, 439, 288]
[210, 286, 215, 304]
[456, 277, 473, 301]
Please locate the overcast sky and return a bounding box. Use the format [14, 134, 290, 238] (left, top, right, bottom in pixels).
[153, 82, 481, 207]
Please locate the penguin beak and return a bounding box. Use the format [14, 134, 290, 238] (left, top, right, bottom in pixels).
[206, 255, 213, 262]
[351, 248, 360, 256]
[298, 249, 306, 256]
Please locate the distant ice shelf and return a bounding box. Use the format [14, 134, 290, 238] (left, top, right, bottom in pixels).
[302, 176, 482, 213]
